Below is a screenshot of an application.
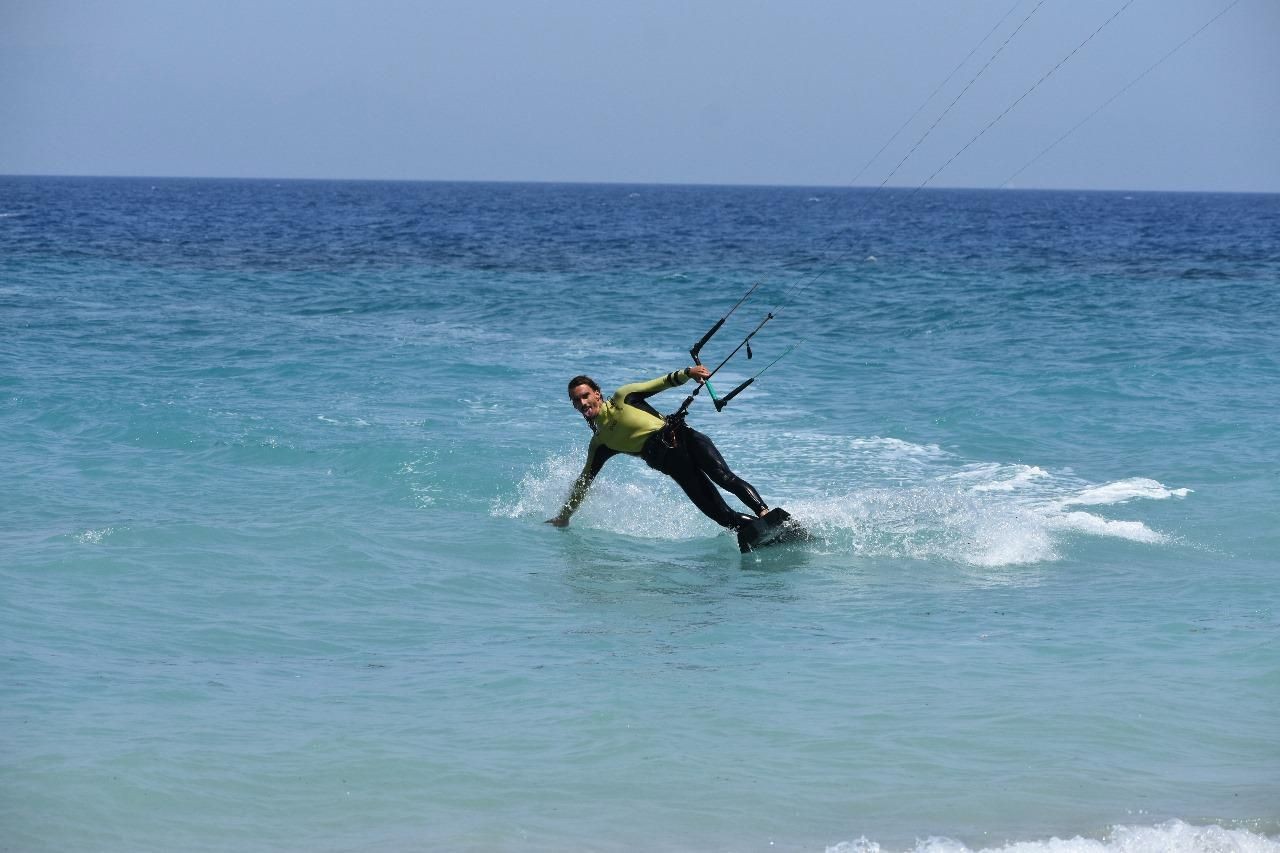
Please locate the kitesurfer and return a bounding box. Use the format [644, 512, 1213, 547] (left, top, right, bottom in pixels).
[547, 365, 771, 530]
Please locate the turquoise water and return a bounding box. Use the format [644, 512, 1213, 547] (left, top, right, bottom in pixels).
[2, 177, 1278, 851]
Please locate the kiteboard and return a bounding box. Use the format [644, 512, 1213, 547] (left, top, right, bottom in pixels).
[737, 507, 809, 553]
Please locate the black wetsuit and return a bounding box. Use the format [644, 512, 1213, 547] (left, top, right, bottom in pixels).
[639, 421, 766, 529]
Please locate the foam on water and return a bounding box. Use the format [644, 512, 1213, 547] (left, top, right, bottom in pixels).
[398, 449, 442, 507]
[827, 820, 1280, 853]
[1061, 478, 1194, 507]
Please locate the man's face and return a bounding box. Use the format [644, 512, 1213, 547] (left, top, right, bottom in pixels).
[569, 383, 603, 419]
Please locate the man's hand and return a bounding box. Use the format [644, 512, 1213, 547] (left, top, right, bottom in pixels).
[688, 364, 711, 382]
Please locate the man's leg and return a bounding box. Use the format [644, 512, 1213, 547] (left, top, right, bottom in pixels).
[683, 429, 768, 516]
[658, 445, 752, 530]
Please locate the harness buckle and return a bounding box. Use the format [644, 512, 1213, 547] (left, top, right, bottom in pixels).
[660, 412, 687, 449]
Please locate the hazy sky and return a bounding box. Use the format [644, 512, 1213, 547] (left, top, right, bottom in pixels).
[3, 0, 1277, 192]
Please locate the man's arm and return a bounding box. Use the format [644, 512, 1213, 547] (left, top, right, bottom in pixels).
[547, 441, 616, 526]
[614, 368, 695, 404]
[547, 470, 592, 526]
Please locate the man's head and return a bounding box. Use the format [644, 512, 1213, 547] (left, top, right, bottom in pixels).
[567, 375, 603, 420]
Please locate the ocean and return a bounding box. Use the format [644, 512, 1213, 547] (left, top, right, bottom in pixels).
[2, 175, 1277, 852]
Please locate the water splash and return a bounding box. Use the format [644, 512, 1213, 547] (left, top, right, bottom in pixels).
[73, 526, 124, 544]
[493, 452, 719, 541]
[499, 437, 1190, 566]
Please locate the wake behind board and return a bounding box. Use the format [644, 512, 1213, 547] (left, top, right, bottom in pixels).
[737, 507, 809, 553]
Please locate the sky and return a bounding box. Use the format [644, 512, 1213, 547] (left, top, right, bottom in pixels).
[2, 0, 1277, 192]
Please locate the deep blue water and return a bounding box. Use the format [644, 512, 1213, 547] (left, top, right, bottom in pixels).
[2, 176, 1278, 852]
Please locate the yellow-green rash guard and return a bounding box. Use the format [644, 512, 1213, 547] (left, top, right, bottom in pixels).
[560, 369, 692, 515]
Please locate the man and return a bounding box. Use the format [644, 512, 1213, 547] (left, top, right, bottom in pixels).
[546, 364, 772, 532]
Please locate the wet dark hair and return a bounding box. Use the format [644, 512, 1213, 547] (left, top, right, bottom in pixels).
[567, 375, 600, 395]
